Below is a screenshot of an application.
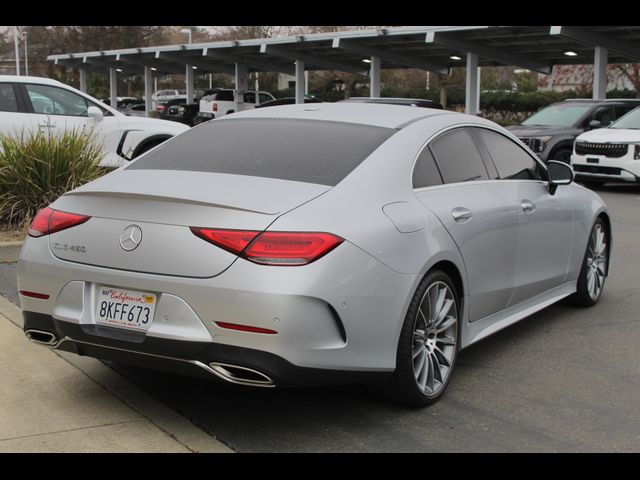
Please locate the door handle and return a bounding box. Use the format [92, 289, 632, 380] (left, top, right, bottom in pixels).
[520, 200, 536, 214]
[38, 123, 55, 129]
[451, 207, 473, 223]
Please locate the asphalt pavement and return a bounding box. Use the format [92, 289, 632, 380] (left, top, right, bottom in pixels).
[2, 184, 639, 452]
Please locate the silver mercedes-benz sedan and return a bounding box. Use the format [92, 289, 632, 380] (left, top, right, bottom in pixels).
[18, 103, 610, 406]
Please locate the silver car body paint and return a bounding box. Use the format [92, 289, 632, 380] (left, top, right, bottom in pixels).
[18, 103, 609, 377]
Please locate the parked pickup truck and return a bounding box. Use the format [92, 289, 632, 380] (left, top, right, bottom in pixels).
[196, 88, 275, 123]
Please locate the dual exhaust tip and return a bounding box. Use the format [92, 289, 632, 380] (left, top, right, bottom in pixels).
[24, 329, 274, 388]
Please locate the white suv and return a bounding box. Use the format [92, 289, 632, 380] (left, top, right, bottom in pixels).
[571, 106, 640, 187]
[196, 88, 275, 123]
[0, 76, 189, 168]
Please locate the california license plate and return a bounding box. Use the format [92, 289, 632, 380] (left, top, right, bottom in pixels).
[95, 286, 156, 332]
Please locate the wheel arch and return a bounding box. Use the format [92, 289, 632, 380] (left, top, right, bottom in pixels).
[596, 210, 612, 276]
[131, 134, 172, 158]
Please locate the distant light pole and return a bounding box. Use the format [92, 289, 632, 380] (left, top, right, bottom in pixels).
[13, 26, 20, 76]
[23, 30, 28, 76]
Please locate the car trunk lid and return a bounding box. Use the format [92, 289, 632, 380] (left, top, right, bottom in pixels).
[48, 170, 330, 278]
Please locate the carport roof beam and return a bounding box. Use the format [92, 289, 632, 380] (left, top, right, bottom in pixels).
[550, 26, 640, 61]
[203, 48, 296, 76]
[155, 52, 235, 75]
[113, 55, 183, 75]
[332, 38, 450, 75]
[260, 44, 368, 76]
[426, 31, 553, 74]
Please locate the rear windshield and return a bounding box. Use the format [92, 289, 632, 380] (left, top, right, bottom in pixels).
[127, 118, 396, 186]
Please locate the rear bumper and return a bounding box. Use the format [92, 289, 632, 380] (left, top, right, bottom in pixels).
[18, 234, 417, 374]
[23, 311, 390, 388]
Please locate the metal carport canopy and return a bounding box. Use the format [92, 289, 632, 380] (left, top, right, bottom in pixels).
[47, 26, 640, 115]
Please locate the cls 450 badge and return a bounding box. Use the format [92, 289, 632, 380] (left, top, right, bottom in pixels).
[53, 242, 86, 253]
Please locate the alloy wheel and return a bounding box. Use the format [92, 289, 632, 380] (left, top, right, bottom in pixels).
[412, 281, 458, 397]
[586, 222, 607, 301]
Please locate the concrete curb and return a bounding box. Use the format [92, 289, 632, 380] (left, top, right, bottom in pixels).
[0, 241, 22, 264]
[0, 294, 232, 453]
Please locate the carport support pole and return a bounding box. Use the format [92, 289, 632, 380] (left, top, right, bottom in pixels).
[109, 68, 118, 110]
[465, 52, 479, 115]
[185, 64, 194, 104]
[295, 60, 305, 104]
[593, 46, 608, 100]
[79, 69, 87, 93]
[370, 56, 381, 97]
[234, 63, 248, 113]
[144, 66, 153, 118]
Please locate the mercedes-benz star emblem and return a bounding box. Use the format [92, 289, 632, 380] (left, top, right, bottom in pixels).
[119, 225, 143, 252]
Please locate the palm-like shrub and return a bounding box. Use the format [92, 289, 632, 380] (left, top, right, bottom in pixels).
[0, 129, 104, 227]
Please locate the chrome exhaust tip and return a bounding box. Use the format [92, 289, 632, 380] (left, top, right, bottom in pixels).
[208, 362, 275, 388]
[25, 329, 58, 347]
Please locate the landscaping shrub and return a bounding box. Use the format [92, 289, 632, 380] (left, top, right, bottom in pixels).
[0, 129, 105, 227]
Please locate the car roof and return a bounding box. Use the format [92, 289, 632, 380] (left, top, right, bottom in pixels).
[0, 75, 66, 86]
[222, 102, 453, 129]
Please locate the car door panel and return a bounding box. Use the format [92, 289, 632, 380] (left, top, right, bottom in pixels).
[473, 127, 575, 306]
[416, 183, 518, 322]
[505, 182, 574, 305]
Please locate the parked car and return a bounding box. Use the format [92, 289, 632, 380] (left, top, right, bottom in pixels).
[120, 103, 147, 118]
[507, 98, 640, 163]
[255, 97, 321, 109]
[151, 89, 181, 110]
[341, 97, 443, 109]
[18, 103, 610, 407]
[0, 76, 189, 168]
[159, 98, 199, 126]
[571, 106, 640, 187]
[196, 88, 275, 123]
[100, 97, 142, 109]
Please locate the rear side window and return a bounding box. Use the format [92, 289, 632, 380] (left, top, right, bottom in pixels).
[128, 118, 396, 186]
[429, 128, 489, 184]
[0, 83, 18, 112]
[412, 148, 443, 189]
[216, 90, 234, 101]
[476, 129, 543, 181]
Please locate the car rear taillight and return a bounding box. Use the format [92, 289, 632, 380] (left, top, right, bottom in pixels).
[190, 227, 259, 255]
[212, 103, 218, 112]
[190, 228, 343, 266]
[28, 207, 91, 238]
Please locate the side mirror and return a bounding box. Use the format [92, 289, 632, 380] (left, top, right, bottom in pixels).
[588, 119, 602, 129]
[547, 160, 574, 195]
[87, 106, 104, 121]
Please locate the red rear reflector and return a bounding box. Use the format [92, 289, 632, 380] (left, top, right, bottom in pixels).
[28, 208, 91, 238]
[19, 290, 50, 300]
[215, 322, 277, 335]
[244, 232, 343, 266]
[190, 227, 259, 255]
[212, 103, 218, 112]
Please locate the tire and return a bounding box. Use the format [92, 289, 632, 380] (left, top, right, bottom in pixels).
[369, 270, 460, 407]
[567, 217, 609, 307]
[580, 180, 605, 189]
[550, 147, 572, 164]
